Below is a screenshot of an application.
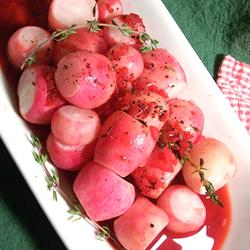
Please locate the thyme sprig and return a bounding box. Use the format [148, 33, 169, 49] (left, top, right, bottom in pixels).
[157, 132, 223, 207]
[29, 134, 123, 244]
[21, 19, 158, 69]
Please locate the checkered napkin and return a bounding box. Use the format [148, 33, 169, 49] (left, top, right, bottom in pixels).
[217, 55, 250, 133]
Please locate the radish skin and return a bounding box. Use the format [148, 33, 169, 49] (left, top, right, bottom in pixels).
[46, 133, 94, 171]
[157, 185, 206, 233]
[17, 65, 65, 124]
[97, 0, 123, 22]
[7, 26, 54, 69]
[51, 105, 100, 146]
[73, 161, 135, 221]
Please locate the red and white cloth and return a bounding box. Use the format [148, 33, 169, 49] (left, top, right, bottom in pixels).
[217, 55, 250, 133]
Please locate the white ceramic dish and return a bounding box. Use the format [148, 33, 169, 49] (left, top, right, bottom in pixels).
[1, 1, 250, 249]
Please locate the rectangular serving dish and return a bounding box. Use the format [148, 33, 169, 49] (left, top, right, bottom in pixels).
[1, 1, 250, 249]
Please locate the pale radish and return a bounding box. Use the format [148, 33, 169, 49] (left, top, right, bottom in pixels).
[7, 26, 54, 69]
[48, 0, 97, 30]
[17, 65, 65, 124]
[73, 161, 135, 221]
[51, 105, 100, 146]
[182, 137, 237, 194]
[157, 185, 206, 233]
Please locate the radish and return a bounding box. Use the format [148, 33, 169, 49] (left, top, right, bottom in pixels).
[97, 0, 123, 22]
[133, 48, 187, 98]
[51, 105, 100, 146]
[157, 185, 206, 233]
[94, 111, 157, 177]
[120, 90, 169, 130]
[182, 137, 237, 194]
[73, 161, 135, 221]
[53, 28, 108, 65]
[7, 26, 54, 69]
[103, 13, 145, 49]
[132, 146, 182, 199]
[114, 197, 168, 250]
[46, 133, 94, 171]
[48, 0, 97, 30]
[55, 51, 116, 109]
[106, 43, 144, 84]
[17, 65, 65, 124]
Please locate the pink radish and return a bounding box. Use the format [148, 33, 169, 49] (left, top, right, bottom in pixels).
[182, 137, 237, 194]
[94, 111, 157, 177]
[103, 13, 145, 49]
[53, 28, 108, 65]
[7, 26, 54, 69]
[97, 0, 123, 22]
[51, 105, 100, 146]
[132, 146, 182, 199]
[73, 161, 135, 221]
[46, 133, 94, 171]
[133, 48, 187, 98]
[106, 43, 144, 84]
[114, 197, 168, 250]
[157, 185, 206, 233]
[48, 0, 97, 30]
[55, 51, 116, 109]
[120, 90, 169, 130]
[17, 65, 65, 124]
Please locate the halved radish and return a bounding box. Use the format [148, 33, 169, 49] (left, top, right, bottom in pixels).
[73, 161, 135, 221]
[46, 133, 94, 171]
[114, 197, 168, 250]
[94, 111, 157, 177]
[17, 65, 65, 124]
[97, 0, 123, 22]
[51, 105, 100, 146]
[103, 13, 145, 49]
[133, 48, 187, 98]
[120, 90, 169, 130]
[53, 28, 108, 65]
[48, 0, 97, 30]
[55, 51, 116, 109]
[182, 137, 237, 194]
[132, 146, 182, 199]
[106, 43, 144, 83]
[157, 185, 206, 233]
[7, 26, 54, 69]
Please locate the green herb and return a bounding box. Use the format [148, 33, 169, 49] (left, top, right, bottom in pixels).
[96, 226, 111, 241]
[139, 32, 159, 52]
[52, 24, 78, 41]
[87, 19, 102, 32]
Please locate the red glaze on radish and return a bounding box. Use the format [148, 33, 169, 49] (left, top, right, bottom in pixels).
[94, 111, 157, 177]
[157, 185, 206, 233]
[182, 137, 237, 195]
[133, 48, 187, 98]
[120, 90, 169, 130]
[73, 161, 135, 221]
[55, 51, 116, 109]
[17, 65, 65, 124]
[7, 26, 54, 69]
[132, 146, 182, 199]
[114, 197, 169, 250]
[162, 98, 204, 145]
[106, 43, 144, 84]
[48, 0, 97, 30]
[51, 105, 100, 146]
[46, 133, 94, 171]
[97, 0, 123, 22]
[53, 28, 108, 65]
[103, 13, 145, 49]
